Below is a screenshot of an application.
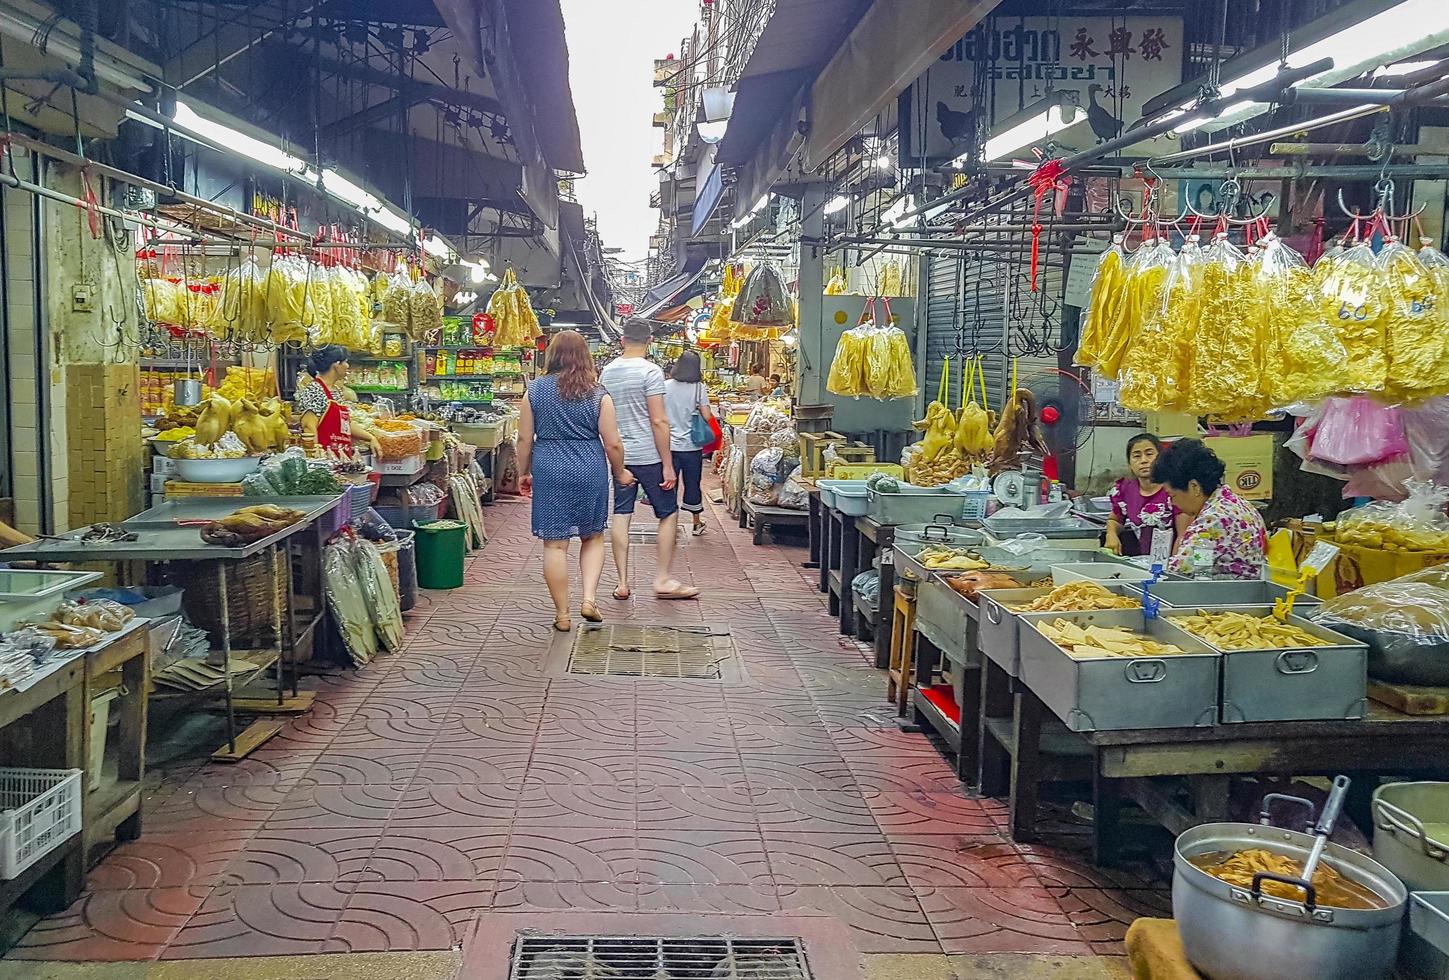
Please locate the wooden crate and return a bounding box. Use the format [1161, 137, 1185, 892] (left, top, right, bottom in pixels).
[799, 431, 846, 477]
[164, 480, 245, 498]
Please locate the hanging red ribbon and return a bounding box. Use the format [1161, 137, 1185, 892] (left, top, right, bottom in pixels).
[1025, 159, 1069, 292]
[79, 166, 101, 240]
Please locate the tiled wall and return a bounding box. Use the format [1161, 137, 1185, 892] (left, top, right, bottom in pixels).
[4, 148, 48, 533]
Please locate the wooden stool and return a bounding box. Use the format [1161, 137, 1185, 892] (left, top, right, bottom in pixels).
[887, 584, 917, 715]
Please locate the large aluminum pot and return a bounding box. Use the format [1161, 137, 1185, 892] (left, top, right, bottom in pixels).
[1173, 821, 1406, 980]
[1373, 781, 1449, 893]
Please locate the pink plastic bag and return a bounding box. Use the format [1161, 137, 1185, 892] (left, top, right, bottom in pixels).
[1308, 395, 1409, 467]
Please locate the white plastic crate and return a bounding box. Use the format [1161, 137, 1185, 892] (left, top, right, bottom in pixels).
[0, 768, 82, 879]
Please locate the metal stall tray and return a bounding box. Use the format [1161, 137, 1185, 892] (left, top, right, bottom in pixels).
[1406, 892, 1449, 980]
[891, 525, 990, 583]
[1161, 604, 1367, 723]
[977, 583, 1147, 679]
[982, 513, 1101, 539]
[914, 576, 977, 666]
[1138, 579, 1324, 610]
[866, 486, 963, 526]
[1017, 609, 1220, 732]
[832, 485, 871, 517]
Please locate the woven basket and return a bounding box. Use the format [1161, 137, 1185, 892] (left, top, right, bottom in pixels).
[168, 551, 286, 648]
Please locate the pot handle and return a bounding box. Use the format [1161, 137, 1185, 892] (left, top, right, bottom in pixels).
[1260, 792, 1316, 828]
[923, 523, 950, 542]
[1252, 871, 1316, 913]
[1375, 796, 1448, 860]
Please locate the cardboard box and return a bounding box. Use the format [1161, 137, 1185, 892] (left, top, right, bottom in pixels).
[1202, 433, 1274, 501]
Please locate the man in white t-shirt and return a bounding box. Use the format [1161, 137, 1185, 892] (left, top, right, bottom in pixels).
[599, 319, 698, 600]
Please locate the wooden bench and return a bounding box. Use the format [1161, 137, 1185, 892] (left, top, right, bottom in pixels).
[740, 499, 810, 546]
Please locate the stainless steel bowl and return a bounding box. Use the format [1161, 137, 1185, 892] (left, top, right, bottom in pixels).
[1174, 821, 1406, 980]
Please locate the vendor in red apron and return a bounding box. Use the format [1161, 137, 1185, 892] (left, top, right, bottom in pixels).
[297, 345, 354, 454]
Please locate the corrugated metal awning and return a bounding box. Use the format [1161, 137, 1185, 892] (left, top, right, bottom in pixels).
[715, 0, 872, 168]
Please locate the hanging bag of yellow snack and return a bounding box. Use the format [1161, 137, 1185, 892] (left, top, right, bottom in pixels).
[1097, 236, 1171, 381]
[1074, 235, 1126, 368]
[1116, 238, 1179, 410]
[1379, 234, 1449, 401]
[1187, 233, 1264, 420]
[1262, 233, 1354, 406]
[1317, 232, 1389, 394]
[826, 298, 872, 397]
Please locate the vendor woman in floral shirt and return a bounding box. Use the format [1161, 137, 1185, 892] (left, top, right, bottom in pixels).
[1152, 438, 1268, 580]
[1104, 433, 1187, 560]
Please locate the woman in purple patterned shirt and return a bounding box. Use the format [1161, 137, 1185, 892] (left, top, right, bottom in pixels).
[1105, 433, 1186, 560]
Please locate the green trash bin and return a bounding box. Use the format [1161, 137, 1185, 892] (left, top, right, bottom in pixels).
[412, 520, 467, 590]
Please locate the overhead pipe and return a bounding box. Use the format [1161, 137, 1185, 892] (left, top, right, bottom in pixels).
[1147, 103, 1387, 165]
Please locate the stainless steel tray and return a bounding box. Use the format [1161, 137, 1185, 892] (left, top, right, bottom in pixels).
[978, 583, 1146, 679]
[121, 495, 345, 528]
[1161, 604, 1366, 723]
[1141, 579, 1324, 610]
[914, 577, 975, 665]
[1407, 893, 1449, 980]
[983, 513, 1100, 537]
[866, 486, 964, 526]
[1017, 609, 1220, 732]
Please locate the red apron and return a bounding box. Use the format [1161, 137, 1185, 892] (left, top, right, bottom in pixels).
[313, 379, 352, 453]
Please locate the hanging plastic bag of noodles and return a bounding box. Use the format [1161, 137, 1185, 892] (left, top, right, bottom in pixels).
[1379, 235, 1449, 401]
[1316, 237, 1389, 395]
[1420, 236, 1449, 302]
[263, 254, 304, 343]
[1096, 236, 1172, 381]
[1073, 235, 1127, 369]
[1117, 237, 1185, 411]
[379, 267, 412, 332]
[1187, 234, 1265, 420]
[327, 261, 359, 349]
[864, 300, 918, 399]
[1261, 233, 1355, 406]
[140, 275, 183, 326]
[220, 256, 268, 342]
[826, 325, 868, 396]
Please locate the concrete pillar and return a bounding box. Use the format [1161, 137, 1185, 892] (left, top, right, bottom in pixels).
[38, 162, 145, 531]
[794, 184, 828, 407]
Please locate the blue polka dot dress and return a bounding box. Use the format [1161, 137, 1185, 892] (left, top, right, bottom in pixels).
[527, 376, 609, 541]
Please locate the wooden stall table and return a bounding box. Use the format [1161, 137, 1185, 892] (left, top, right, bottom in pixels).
[0, 621, 150, 924]
[992, 691, 1449, 868]
[855, 517, 895, 668]
[741, 499, 809, 547]
[818, 495, 836, 596]
[803, 483, 822, 570]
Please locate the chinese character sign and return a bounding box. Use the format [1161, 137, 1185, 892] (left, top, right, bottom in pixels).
[903, 17, 1184, 164]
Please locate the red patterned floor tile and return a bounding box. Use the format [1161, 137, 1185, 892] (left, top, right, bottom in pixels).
[777, 885, 941, 954]
[146, 785, 289, 833]
[636, 883, 781, 914]
[7, 887, 209, 961]
[221, 829, 380, 884]
[265, 783, 405, 828]
[502, 828, 636, 883]
[635, 785, 760, 831]
[840, 752, 963, 794]
[303, 748, 421, 785]
[730, 723, 839, 754]
[389, 784, 522, 828]
[633, 830, 771, 886]
[749, 789, 880, 833]
[889, 834, 1040, 890]
[534, 718, 635, 750]
[635, 722, 737, 754]
[161, 883, 352, 959]
[916, 886, 1092, 955]
[325, 881, 491, 952]
[327, 717, 446, 750]
[741, 751, 858, 792]
[864, 791, 1002, 835]
[514, 782, 635, 828]
[87, 832, 252, 891]
[362, 829, 509, 882]
[490, 879, 639, 912]
[761, 832, 906, 887]
[1053, 887, 1173, 953]
[633, 751, 746, 790]
[525, 747, 635, 787]
[409, 747, 532, 785]
[347, 693, 460, 720]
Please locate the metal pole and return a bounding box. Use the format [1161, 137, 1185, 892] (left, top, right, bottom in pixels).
[1148, 104, 1387, 166]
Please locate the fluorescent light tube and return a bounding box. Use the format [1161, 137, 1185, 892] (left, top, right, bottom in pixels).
[982, 103, 1079, 161]
[173, 102, 313, 177]
[420, 235, 454, 260]
[824, 194, 851, 215]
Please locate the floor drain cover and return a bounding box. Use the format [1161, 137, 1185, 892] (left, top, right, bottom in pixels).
[511, 936, 810, 979]
[567, 625, 736, 680]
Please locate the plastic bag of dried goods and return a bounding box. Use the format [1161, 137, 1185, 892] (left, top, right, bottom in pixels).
[866, 325, 918, 399]
[1187, 235, 1265, 420]
[1309, 394, 1409, 467]
[1337, 480, 1449, 552]
[324, 538, 377, 665]
[1262, 235, 1354, 406]
[1317, 239, 1388, 394]
[826, 327, 867, 396]
[1117, 238, 1180, 411]
[1379, 236, 1449, 401]
[1074, 237, 1126, 368]
[219, 256, 268, 341]
[1097, 237, 1171, 382]
[1313, 563, 1449, 685]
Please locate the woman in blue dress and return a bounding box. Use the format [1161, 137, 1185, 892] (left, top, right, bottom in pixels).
[516, 330, 633, 632]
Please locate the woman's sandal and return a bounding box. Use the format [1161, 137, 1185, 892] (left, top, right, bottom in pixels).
[612, 586, 631, 600]
[580, 601, 603, 623]
[553, 616, 572, 632]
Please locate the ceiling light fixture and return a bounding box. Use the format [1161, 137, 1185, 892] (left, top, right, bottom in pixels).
[823, 194, 851, 215]
[974, 97, 1080, 163]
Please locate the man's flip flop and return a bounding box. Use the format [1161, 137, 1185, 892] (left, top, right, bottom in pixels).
[655, 586, 700, 600]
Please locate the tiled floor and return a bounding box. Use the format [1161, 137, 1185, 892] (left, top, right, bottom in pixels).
[6, 486, 1166, 971]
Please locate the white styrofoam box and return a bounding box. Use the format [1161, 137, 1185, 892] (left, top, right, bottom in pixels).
[151, 455, 179, 476]
[376, 454, 424, 476]
[1051, 562, 1157, 586]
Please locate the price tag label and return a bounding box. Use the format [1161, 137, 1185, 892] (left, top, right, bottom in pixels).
[1149, 528, 1174, 564]
[1302, 541, 1341, 576]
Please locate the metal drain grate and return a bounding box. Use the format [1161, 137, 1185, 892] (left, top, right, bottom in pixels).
[511, 936, 810, 979]
[569, 625, 730, 679]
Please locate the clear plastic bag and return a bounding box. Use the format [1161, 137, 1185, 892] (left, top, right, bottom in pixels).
[1186, 235, 1265, 420]
[778, 465, 809, 510]
[1380, 237, 1449, 401]
[220, 257, 268, 342]
[324, 538, 376, 665]
[1312, 563, 1449, 684]
[1074, 238, 1126, 369]
[1263, 235, 1353, 406]
[865, 325, 918, 399]
[1337, 480, 1449, 551]
[1308, 395, 1409, 467]
[1317, 240, 1387, 394]
[351, 538, 403, 652]
[1097, 238, 1171, 380]
[1113, 239, 1175, 402]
